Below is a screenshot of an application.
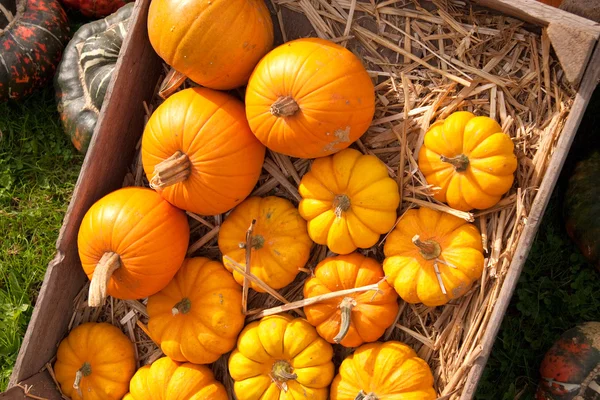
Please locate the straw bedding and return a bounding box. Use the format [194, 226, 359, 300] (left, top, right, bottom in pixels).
[47, 0, 575, 398]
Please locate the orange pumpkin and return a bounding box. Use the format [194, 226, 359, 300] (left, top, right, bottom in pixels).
[142, 87, 266, 216]
[304, 253, 399, 347]
[147, 257, 245, 364]
[147, 0, 273, 90]
[245, 38, 376, 158]
[77, 187, 189, 307]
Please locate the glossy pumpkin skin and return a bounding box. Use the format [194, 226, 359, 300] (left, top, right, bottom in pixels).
[147, 257, 245, 365]
[564, 151, 600, 271]
[383, 207, 484, 307]
[124, 357, 228, 400]
[298, 148, 400, 255]
[142, 87, 266, 216]
[229, 314, 335, 400]
[304, 253, 399, 348]
[54, 322, 136, 400]
[536, 322, 600, 400]
[418, 111, 518, 211]
[147, 0, 273, 90]
[330, 341, 436, 400]
[77, 187, 189, 301]
[245, 38, 376, 158]
[0, 0, 70, 101]
[55, 3, 133, 152]
[60, 0, 132, 17]
[219, 196, 313, 292]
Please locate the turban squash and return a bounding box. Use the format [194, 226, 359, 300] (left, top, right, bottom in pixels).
[303, 253, 399, 348]
[0, 0, 70, 101]
[54, 322, 136, 400]
[77, 187, 189, 307]
[142, 87, 266, 216]
[55, 3, 133, 152]
[245, 38, 376, 158]
[59, 0, 133, 17]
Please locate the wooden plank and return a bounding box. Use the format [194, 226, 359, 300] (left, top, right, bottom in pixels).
[7, 0, 163, 389]
[0, 371, 62, 400]
[460, 42, 600, 400]
[547, 22, 597, 87]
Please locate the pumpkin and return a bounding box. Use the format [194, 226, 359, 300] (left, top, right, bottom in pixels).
[418, 111, 518, 211]
[55, 3, 133, 152]
[59, 0, 132, 17]
[330, 341, 436, 399]
[124, 356, 228, 400]
[228, 314, 335, 400]
[77, 187, 189, 307]
[147, 257, 245, 364]
[54, 322, 136, 400]
[304, 253, 399, 347]
[383, 207, 484, 307]
[564, 151, 600, 271]
[142, 87, 266, 216]
[536, 322, 600, 400]
[219, 196, 312, 291]
[0, 0, 70, 101]
[298, 148, 400, 255]
[147, 0, 273, 90]
[245, 37, 376, 158]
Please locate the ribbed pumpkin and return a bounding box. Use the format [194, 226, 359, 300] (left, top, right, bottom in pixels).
[124, 357, 228, 400]
[330, 341, 436, 399]
[147, 0, 273, 90]
[298, 148, 400, 255]
[77, 187, 189, 307]
[229, 314, 335, 400]
[54, 322, 136, 400]
[219, 196, 313, 291]
[142, 87, 266, 216]
[304, 253, 399, 348]
[383, 207, 484, 307]
[245, 37, 376, 158]
[147, 257, 245, 365]
[418, 111, 517, 211]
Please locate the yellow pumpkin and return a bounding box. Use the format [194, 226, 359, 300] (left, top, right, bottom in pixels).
[228, 314, 335, 400]
[330, 341, 436, 399]
[219, 196, 313, 292]
[298, 148, 400, 255]
[54, 322, 136, 400]
[124, 357, 228, 399]
[418, 111, 517, 211]
[383, 207, 484, 307]
[147, 257, 245, 364]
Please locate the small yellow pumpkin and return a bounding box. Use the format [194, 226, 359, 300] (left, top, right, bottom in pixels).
[147, 257, 245, 364]
[219, 196, 313, 292]
[330, 341, 436, 399]
[228, 314, 335, 400]
[298, 148, 400, 255]
[383, 207, 484, 307]
[418, 111, 517, 211]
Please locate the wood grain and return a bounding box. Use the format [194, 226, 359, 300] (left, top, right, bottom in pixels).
[0, 371, 62, 399]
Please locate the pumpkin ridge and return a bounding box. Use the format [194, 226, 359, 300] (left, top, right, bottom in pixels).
[287, 42, 328, 95]
[297, 63, 365, 102]
[345, 208, 380, 237]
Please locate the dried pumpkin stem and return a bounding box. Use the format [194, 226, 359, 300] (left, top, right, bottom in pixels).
[412, 235, 442, 260]
[150, 151, 191, 189]
[270, 96, 300, 117]
[241, 219, 257, 315]
[172, 297, 191, 315]
[271, 360, 297, 382]
[159, 68, 187, 99]
[355, 391, 379, 400]
[73, 362, 92, 397]
[333, 297, 357, 343]
[88, 252, 121, 307]
[440, 154, 470, 172]
[333, 194, 351, 217]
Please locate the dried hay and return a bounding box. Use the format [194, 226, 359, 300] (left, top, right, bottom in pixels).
[64, 0, 574, 398]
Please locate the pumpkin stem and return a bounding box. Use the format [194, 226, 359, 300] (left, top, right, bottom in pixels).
[159, 68, 187, 99]
[270, 96, 300, 117]
[271, 360, 297, 382]
[355, 391, 379, 400]
[333, 194, 351, 217]
[73, 362, 92, 397]
[412, 235, 442, 260]
[333, 296, 357, 343]
[440, 154, 470, 172]
[172, 297, 192, 315]
[150, 151, 191, 190]
[88, 252, 121, 307]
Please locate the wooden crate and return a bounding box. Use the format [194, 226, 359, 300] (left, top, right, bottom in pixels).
[2, 0, 599, 398]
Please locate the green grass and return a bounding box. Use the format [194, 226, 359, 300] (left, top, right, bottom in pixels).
[0, 86, 83, 388]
